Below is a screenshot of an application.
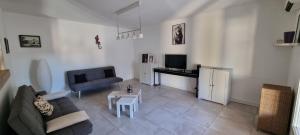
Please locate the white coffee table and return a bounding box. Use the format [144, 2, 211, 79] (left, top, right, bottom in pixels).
[107, 88, 142, 110]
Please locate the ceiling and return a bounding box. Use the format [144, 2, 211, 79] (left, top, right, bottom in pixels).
[72, 0, 257, 27]
[0, 0, 260, 27]
[72, 0, 196, 28]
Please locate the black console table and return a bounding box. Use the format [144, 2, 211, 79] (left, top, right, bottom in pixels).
[153, 65, 201, 97]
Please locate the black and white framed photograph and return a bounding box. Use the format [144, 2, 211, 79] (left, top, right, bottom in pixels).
[19, 35, 41, 48]
[172, 23, 185, 45]
[142, 54, 148, 63]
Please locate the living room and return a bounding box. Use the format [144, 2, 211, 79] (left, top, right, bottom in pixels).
[0, 0, 300, 135]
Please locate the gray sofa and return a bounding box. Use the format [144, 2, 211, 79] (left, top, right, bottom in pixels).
[7, 85, 93, 135]
[67, 66, 123, 98]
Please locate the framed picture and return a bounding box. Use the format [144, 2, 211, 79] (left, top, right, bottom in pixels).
[172, 23, 185, 45]
[4, 38, 10, 54]
[148, 55, 154, 63]
[142, 54, 148, 63]
[19, 35, 41, 48]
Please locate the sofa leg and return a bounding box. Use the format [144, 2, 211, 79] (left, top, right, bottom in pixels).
[78, 91, 81, 99]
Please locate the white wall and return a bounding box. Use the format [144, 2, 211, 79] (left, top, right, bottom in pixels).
[134, 0, 294, 106]
[288, 47, 300, 91]
[0, 8, 5, 69]
[3, 12, 135, 93]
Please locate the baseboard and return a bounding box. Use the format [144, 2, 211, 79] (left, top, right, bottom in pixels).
[230, 98, 259, 107]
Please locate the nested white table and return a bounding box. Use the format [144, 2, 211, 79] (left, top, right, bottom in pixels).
[107, 88, 142, 110]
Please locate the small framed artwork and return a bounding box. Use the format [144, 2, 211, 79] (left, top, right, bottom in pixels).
[142, 54, 148, 63]
[148, 55, 154, 63]
[4, 38, 10, 54]
[19, 35, 41, 48]
[172, 23, 185, 45]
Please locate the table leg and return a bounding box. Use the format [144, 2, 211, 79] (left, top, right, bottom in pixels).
[108, 96, 112, 110]
[129, 104, 133, 118]
[117, 103, 120, 118]
[158, 73, 161, 85]
[154, 71, 156, 86]
[139, 93, 142, 103]
[122, 105, 125, 111]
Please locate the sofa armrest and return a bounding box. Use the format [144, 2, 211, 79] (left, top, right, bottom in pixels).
[42, 91, 70, 101]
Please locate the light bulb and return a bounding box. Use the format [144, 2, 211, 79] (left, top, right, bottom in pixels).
[138, 33, 143, 38]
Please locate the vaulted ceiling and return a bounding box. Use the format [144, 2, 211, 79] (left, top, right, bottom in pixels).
[0, 0, 260, 27]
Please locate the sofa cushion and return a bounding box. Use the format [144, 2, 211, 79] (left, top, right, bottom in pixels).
[8, 85, 46, 135]
[44, 97, 79, 121]
[44, 97, 93, 135]
[34, 96, 54, 116]
[74, 74, 87, 84]
[48, 121, 92, 135]
[71, 77, 123, 92]
[46, 111, 89, 133]
[104, 69, 114, 78]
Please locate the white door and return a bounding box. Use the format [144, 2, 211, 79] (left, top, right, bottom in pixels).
[198, 68, 213, 100]
[211, 69, 229, 104]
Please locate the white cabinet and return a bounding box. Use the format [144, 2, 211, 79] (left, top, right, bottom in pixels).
[139, 63, 157, 85]
[198, 67, 231, 105]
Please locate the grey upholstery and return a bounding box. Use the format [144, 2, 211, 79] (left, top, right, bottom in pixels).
[47, 98, 92, 135]
[67, 66, 123, 92]
[8, 85, 46, 135]
[8, 85, 93, 135]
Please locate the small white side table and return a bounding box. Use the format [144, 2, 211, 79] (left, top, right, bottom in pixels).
[107, 89, 142, 110]
[116, 97, 137, 118]
[107, 91, 121, 110]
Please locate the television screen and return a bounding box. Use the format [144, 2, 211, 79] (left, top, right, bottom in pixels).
[165, 54, 187, 69]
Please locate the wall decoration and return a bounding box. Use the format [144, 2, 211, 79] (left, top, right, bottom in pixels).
[148, 54, 154, 63]
[4, 38, 10, 54]
[142, 54, 148, 63]
[172, 23, 185, 45]
[95, 35, 102, 49]
[19, 35, 41, 48]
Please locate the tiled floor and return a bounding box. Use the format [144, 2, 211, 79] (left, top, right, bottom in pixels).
[69, 80, 270, 135]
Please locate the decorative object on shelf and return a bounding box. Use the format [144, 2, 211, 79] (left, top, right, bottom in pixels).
[19, 35, 41, 48]
[284, 31, 295, 43]
[127, 85, 133, 93]
[4, 38, 10, 54]
[115, 0, 143, 40]
[94, 35, 102, 49]
[34, 59, 52, 93]
[172, 23, 185, 45]
[142, 54, 148, 63]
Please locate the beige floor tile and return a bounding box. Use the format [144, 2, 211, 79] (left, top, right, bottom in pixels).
[70, 79, 259, 135]
[183, 107, 218, 127]
[220, 107, 255, 125]
[210, 117, 253, 135]
[204, 128, 229, 135]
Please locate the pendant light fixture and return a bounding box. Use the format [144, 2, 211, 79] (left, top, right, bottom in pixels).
[115, 0, 143, 40]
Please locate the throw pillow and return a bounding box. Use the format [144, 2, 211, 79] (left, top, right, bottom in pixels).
[46, 111, 89, 133]
[104, 69, 114, 78]
[33, 96, 54, 116]
[74, 74, 87, 84]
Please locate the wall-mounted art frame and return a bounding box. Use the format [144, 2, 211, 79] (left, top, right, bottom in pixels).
[19, 35, 41, 48]
[4, 38, 10, 54]
[172, 23, 185, 45]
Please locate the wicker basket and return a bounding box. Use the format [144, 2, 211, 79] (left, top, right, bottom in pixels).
[257, 84, 293, 135]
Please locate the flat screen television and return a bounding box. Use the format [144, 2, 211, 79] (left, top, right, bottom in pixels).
[165, 54, 187, 69]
